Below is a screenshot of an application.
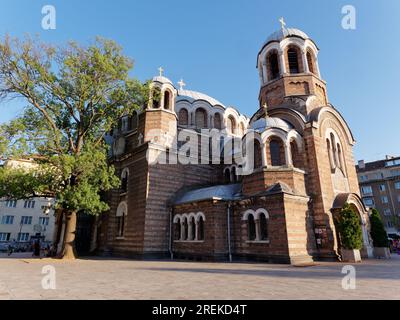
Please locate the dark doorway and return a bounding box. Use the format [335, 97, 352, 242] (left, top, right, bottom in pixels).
[75, 212, 95, 255]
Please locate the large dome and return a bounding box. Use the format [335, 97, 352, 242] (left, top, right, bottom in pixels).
[262, 27, 310, 47]
[251, 117, 292, 132]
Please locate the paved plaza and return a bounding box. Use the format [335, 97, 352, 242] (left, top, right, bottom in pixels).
[0, 253, 399, 300]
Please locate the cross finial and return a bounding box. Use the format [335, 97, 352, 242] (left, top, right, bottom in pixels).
[279, 17, 286, 30]
[158, 66, 164, 77]
[178, 78, 186, 90]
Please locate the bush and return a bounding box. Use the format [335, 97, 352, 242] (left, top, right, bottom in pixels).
[337, 203, 363, 250]
[370, 209, 389, 247]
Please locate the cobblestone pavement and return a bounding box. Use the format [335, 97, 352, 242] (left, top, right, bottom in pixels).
[0, 252, 399, 300]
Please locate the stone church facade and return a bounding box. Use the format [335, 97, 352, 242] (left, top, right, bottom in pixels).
[95, 25, 373, 264]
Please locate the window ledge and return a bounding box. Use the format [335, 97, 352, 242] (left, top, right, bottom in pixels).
[174, 240, 205, 243]
[246, 240, 270, 244]
[116, 237, 126, 240]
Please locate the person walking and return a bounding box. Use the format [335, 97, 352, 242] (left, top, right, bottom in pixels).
[33, 240, 41, 258]
[7, 244, 13, 256]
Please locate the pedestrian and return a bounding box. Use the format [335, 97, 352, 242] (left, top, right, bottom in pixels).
[33, 240, 41, 257]
[7, 244, 13, 256]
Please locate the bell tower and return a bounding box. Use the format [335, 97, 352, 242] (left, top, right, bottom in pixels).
[257, 19, 328, 115]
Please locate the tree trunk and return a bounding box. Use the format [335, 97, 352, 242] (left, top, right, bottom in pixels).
[60, 210, 78, 260]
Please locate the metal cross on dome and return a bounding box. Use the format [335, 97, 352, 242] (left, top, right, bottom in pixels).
[158, 67, 164, 77]
[178, 78, 186, 90]
[279, 17, 286, 29]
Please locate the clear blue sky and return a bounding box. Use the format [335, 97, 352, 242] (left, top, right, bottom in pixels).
[0, 0, 399, 162]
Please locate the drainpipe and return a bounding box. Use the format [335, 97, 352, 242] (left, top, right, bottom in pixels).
[169, 207, 174, 260]
[227, 202, 232, 262]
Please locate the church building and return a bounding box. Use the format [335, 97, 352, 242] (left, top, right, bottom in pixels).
[95, 23, 373, 264]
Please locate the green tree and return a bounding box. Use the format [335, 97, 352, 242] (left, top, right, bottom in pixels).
[370, 209, 389, 247]
[336, 203, 363, 250]
[0, 35, 149, 259]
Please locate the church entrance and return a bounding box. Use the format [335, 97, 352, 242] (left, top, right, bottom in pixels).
[331, 193, 373, 259]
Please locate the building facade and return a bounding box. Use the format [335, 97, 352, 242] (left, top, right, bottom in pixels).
[95, 25, 373, 264]
[356, 156, 400, 236]
[0, 160, 55, 245]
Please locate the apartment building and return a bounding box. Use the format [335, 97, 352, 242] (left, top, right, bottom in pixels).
[0, 159, 55, 245]
[356, 156, 400, 236]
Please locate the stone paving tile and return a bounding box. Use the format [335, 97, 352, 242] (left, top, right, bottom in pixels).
[0, 253, 399, 299]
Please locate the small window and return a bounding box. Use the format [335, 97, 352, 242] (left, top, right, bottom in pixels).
[198, 216, 205, 241]
[24, 200, 36, 209]
[17, 233, 30, 242]
[0, 233, 11, 242]
[195, 108, 207, 129]
[20, 216, 33, 225]
[1, 215, 14, 225]
[395, 182, 400, 190]
[270, 138, 285, 166]
[214, 113, 222, 129]
[361, 186, 373, 195]
[287, 48, 300, 74]
[268, 52, 280, 80]
[174, 219, 181, 241]
[381, 196, 389, 204]
[163, 90, 171, 109]
[384, 209, 391, 216]
[247, 215, 256, 241]
[178, 108, 189, 126]
[259, 213, 268, 240]
[5, 200, 17, 208]
[379, 185, 386, 192]
[39, 217, 49, 226]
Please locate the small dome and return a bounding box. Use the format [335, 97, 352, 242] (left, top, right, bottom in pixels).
[263, 27, 310, 46]
[251, 117, 292, 132]
[177, 89, 226, 108]
[152, 76, 173, 85]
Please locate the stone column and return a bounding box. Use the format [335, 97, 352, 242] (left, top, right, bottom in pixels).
[262, 62, 268, 83]
[302, 50, 309, 73]
[255, 219, 261, 241]
[279, 50, 287, 75]
[261, 143, 268, 168]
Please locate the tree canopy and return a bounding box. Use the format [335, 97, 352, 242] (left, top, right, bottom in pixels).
[0, 35, 149, 214]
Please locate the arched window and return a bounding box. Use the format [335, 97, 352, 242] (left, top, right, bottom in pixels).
[195, 108, 207, 129]
[248, 214, 256, 241]
[330, 133, 338, 167]
[174, 218, 181, 241]
[268, 51, 280, 80]
[121, 169, 129, 193]
[226, 116, 236, 135]
[152, 87, 161, 108]
[224, 168, 231, 184]
[182, 217, 188, 240]
[214, 113, 222, 129]
[327, 138, 334, 170]
[254, 139, 262, 169]
[287, 48, 300, 74]
[269, 138, 285, 166]
[307, 51, 315, 74]
[259, 212, 268, 240]
[189, 216, 196, 240]
[116, 202, 128, 238]
[178, 108, 189, 126]
[163, 90, 171, 109]
[197, 216, 205, 241]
